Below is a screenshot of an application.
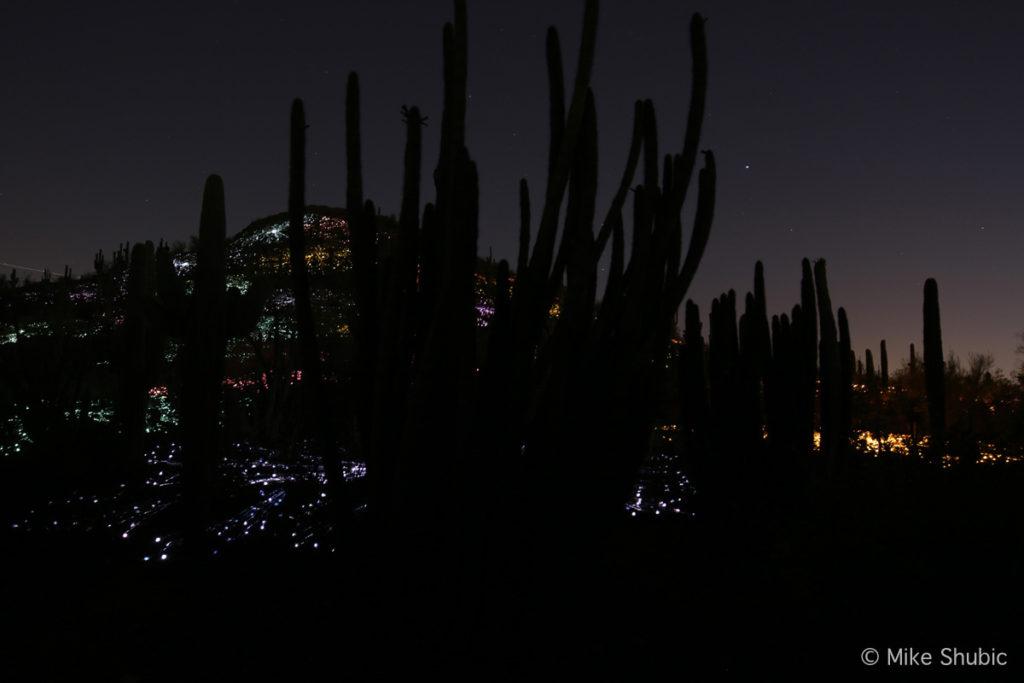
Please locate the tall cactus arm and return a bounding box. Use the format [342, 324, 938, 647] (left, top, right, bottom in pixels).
[668, 150, 716, 310]
[548, 88, 599, 294]
[517, 178, 531, 276]
[670, 13, 708, 215]
[438, 1, 468, 166]
[399, 105, 423, 240]
[594, 100, 644, 257]
[346, 73, 363, 214]
[546, 26, 566, 179]
[529, 0, 599, 279]
[642, 99, 659, 194]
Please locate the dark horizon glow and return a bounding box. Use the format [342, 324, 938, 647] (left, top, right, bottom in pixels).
[2, 0, 1023, 370]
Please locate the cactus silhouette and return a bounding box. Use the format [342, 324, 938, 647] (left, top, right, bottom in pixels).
[120, 241, 161, 467]
[680, 299, 710, 452]
[923, 278, 945, 461]
[752, 261, 771, 373]
[180, 175, 227, 553]
[335, 1, 717, 540]
[797, 258, 817, 452]
[286, 99, 351, 528]
[814, 259, 842, 463]
[766, 311, 793, 453]
[708, 290, 739, 456]
[738, 292, 764, 451]
[837, 307, 853, 456]
[880, 339, 889, 388]
[346, 73, 380, 470]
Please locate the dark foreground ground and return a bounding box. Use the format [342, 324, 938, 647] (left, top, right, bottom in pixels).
[0, 457, 1021, 681]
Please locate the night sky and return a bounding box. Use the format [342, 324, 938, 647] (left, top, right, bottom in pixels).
[2, 1, 1023, 369]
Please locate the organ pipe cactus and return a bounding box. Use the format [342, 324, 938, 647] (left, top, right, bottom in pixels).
[545, 27, 565, 178]
[335, 1, 716, 541]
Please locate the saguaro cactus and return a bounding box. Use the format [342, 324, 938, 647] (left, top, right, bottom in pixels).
[708, 291, 739, 453]
[814, 259, 841, 461]
[797, 258, 818, 452]
[347, 73, 380, 454]
[752, 260, 771, 374]
[880, 339, 889, 388]
[180, 175, 228, 553]
[680, 300, 710, 451]
[286, 99, 350, 526]
[837, 308, 853, 455]
[120, 241, 160, 466]
[923, 278, 945, 461]
[766, 311, 794, 453]
[737, 292, 763, 451]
